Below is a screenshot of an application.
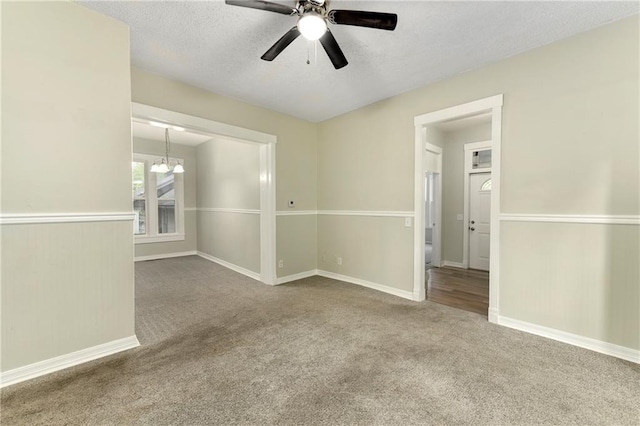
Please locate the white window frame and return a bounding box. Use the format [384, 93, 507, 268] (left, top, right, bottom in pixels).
[133, 153, 185, 244]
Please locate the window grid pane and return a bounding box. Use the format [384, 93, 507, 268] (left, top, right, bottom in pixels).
[157, 171, 176, 234]
[158, 200, 176, 234]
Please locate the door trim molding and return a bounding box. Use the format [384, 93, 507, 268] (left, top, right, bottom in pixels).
[413, 94, 503, 322]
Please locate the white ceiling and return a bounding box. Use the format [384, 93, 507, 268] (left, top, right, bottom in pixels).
[132, 121, 213, 146]
[80, 1, 639, 123]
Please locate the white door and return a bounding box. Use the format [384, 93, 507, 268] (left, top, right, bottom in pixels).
[469, 173, 491, 271]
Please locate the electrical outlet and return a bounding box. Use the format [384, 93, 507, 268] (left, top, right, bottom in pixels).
[321, 255, 326, 263]
[278, 260, 284, 268]
[336, 257, 342, 266]
[288, 200, 295, 208]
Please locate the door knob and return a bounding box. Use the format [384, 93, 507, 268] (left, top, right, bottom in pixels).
[469, 227, 475, 231]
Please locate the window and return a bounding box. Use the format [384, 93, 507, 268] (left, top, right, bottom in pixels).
[481, 179, 492, 191]
[472, 149, 492, 169]
[156, 170, 176, 234]
[132, 154, 185, 244]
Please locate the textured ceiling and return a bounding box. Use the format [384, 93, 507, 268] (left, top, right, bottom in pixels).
[80, 1, 639, 122]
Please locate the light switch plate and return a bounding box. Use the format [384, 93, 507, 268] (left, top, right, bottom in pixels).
[404, 217, 412, 227]
[456, 214, 463, 220]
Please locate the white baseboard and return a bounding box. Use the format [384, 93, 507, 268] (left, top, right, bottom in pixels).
[275, 270, 318, 285]
[498, 315, 639, 364]
[317, 270, 414, 301]
[0, 335, 140, 388]
[488, 307, 499, 324]
[197, 251, 261, 281]
[441, 260, 465, 269]
[134, 251, 197, 262]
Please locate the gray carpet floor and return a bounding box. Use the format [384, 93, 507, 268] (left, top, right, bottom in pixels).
[1, 255, 638, 425]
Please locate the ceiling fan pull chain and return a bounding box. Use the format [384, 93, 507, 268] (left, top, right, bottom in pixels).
[306, 40, 311, 65]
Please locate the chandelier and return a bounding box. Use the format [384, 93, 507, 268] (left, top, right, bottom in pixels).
[150, 128, 184, 174]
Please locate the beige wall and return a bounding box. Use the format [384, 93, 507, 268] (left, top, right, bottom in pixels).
[442, 123, 492, 263]
[317, 215, 414, 291]
[133, 137, 198, 258]
[317, 16, 639, 349]
[197, 138, 260, 210]
[277, 215, 317, 276]
[197, 138, 261, 272]
[1, 222, 134, 370]
[501, 222, 639, 349]
[131, 68, 318, 277]
[1, 2, 134, 371]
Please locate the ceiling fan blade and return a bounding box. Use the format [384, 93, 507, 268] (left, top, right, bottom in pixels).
[319, 29, 348, 70]
[225, 0, 296, 15]
[261, 27, 301, 61]
[328, 10, 397, 31]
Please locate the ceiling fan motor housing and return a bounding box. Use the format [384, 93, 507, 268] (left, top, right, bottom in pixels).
[298, 0, 327, 17]
[306, 0, 325, 7]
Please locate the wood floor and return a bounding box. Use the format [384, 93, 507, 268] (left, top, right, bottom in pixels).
[427, 267, 489, 316]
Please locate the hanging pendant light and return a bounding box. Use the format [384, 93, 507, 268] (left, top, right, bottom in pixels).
[152, 128, 185, 174]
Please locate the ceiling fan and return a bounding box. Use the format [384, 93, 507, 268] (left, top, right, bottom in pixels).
[225, 0, 397, 69]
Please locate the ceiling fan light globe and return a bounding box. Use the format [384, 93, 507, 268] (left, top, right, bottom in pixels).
[297, 13, 327, 41]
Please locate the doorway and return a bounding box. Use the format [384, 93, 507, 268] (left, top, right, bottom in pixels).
[424, 125, 491, 316]
[413, 95, 503, 322]
[424, 172, 436, 270]
[131, 103, 278, 285]
[424, 142, 442, 271]
[468, 172, 491, 271]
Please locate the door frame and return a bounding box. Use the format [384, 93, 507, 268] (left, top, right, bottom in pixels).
[463, 140, 492, 269]
[132, 103, 278, 285]
[413, 95, 503, 322]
